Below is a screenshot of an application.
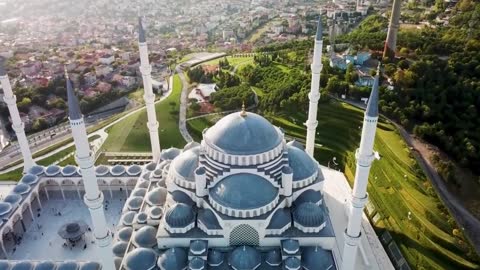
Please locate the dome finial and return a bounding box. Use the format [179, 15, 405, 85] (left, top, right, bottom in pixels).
[240, 101, 247, 117]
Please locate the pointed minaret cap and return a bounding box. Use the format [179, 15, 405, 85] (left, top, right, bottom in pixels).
[138, 17, 146, 43]
[65, 67, 82, 120]
[0, 59, 6, 76]
[365, 63, 381, 118]
[315, 16, 323, 41]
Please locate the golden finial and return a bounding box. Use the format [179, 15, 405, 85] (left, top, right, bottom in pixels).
[240, 101, 247, 117]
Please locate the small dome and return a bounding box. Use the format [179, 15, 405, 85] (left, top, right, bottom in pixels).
[111, 165, 126, 176]
[266, 208, 291, 229]
[294, 190, 322, 206]
[45, 165, 61, 176]
[133, 225, 157, 248]
[13, 183, 31, 195]
[171, 147, 200, 181]
[135, 212, 148, 224]
[137, 179, 149, 188]
[157, 248, 187, 270]
[284, 257, 301, 270]
[56, 262, 78, 270]
[190, 240, 207, 255]
[265, 249, 281, 266]
[160, 147, 181, 161]
[0, 202, 12, 216]
[117, 227, 133, 242]
[197, 208, 221, 230]
[158, 160, 169, 170]
[126, 196, 143, 211]
[79, 262, 101, 270]
[124, 248, 157, 270]
[157, 179, 166, 188]
[287, 145, 317, 181]
[207, 250, 224, 266]
[152, 169, 162, 178]
[170, 190, 195, 207]
[165, 203, 195, 228]
[28, 165, 44, 175]
[132, 188, 147, 197]
[183, 141, 200, 151]
[34, 261, 55, 270]
[228, 246, 261, 270]
[4, 194, 22, 205]
[189, 257, 205, 270]
[142, 172, 151, 181]
[293, 202, 325, 228]
[145, 187, 167, 206]
[120, 211, 137, 226]
[210, 173, 278, 210]
[112, 241, 128, 257]
[12, 262, 33, 270]
[0, 261, 10, 270]
[62, 165, 77, 176]
[282, 239, 299, 254]
[301, 246, 335, 270]
[148, 206, 163, 220]
[286, 140, 305, 151]
[145, 162, 157, 171]
[95, 165, 109, 176]
[127, 165, 142, 176]
[204, 112, 282, 155]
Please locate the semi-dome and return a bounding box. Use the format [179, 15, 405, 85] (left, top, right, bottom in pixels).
[20, 174, 38, 185]
[228, 246, 261, 270]
[112, 241, 128, 257]
[265, 249, 281, 266]
[183, 141, 200, 151]
[171, 147, 200, 181]
[160, 147, 181, 161]
[204, 112, 282, 155]
[207, 250, 224, 266]
[210, 173, 278, 210]
[301, 246, 335, 270]
[284, 257, 301, 270]
[287, 145, 317, 181]
[170, 190, 195, 207]
[189, 257, 206, 270]
[79, 262, 101, 270]
[266, 208, 291, 229]
[145, 187, 167, 206]
[293, 202, 325, 228]
[34, 261, 56, 270]
[294, 190, 322, 206]
[12, 261, 34, 270]
[197, 208, 221, 230]
[124, 248, 157, 270]
[286, 140, 305, 151]
[157, 248, 187, 270]
[165, 203, 195, 228]
[117, 227, 133, 242]
[133, 225, 157, 248]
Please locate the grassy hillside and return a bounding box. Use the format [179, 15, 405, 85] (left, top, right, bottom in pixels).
[187, 100, 479, 270]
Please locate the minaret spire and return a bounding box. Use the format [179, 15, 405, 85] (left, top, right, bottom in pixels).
[0, 60, 36, 173]
[341, 63, 381, 270]
[65, 71, 115, 270]
[305, 15, 323, 157]
[383, 0, 402, 59]
[138, 17, 161, 162]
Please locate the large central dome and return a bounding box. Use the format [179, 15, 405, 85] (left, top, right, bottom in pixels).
[203, 112, 282, 155]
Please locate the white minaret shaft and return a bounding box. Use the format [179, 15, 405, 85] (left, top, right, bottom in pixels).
[341, 65, 381, 270]
[138, 18, 161, 162]
[66, 71, 115, 270]
[0, 63, 36, 173]
[305, 17, 323, 157]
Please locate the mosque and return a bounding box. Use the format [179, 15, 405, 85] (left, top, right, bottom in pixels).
[0, 17, 394, 270]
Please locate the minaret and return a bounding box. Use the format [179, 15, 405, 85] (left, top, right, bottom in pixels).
[0, 61, 36, 173]
[66, 70, 115, 270]
[383, 0, 402, 59]
[305, 17, 323, 157]
[341, 64, 381, 270]
[138, 17, 161, 162]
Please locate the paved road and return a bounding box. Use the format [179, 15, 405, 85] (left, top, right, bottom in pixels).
[338, 96, 480, 253]
[176, 67, 193, 143]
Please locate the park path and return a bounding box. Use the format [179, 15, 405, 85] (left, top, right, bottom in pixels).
[176, 67, 193, 143]
[338, 96, 480, 253]
[0, 77, 174, 175]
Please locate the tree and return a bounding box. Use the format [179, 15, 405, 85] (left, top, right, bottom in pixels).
[17, 97, 32, 113]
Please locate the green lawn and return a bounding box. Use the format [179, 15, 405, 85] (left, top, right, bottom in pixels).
[102, 74, 186, 152]
[202, 56, 254, 68]
[186, 100, 479, 270]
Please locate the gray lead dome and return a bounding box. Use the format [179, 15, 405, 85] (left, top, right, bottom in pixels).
[204, 112, 282, 155]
